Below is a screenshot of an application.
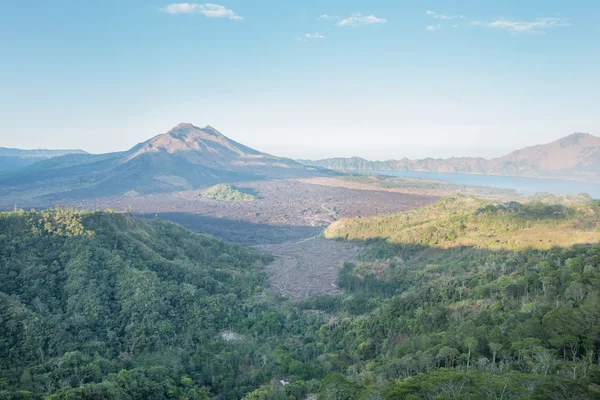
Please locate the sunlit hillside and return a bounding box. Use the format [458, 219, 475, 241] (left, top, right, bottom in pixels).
[325, 195, 600, 250]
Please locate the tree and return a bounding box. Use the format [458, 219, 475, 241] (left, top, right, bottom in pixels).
[489, 343, 502, 374]
[534, 348, 557, 376]
[464, 337, 477, 371]
[436, 346, 460, 368]
[318, 374, 358, 400]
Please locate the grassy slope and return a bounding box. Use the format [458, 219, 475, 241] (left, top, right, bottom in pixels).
[325, 195, 600, 250]
[201, 183, 258, 201]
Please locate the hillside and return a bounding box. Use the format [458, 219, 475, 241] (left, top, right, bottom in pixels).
[0, 147, 87, 171]
[0, 124, 317, 206]
[289, 196, 600, 399]
[239, 196, 600, 398]
[299, 132, 600, 182]
[2, 207, 600, 398]
[325, 195, 600, 250]
[0, 209, 328, 399]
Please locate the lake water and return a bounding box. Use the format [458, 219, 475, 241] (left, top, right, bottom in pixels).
[367, 170, 600, 198]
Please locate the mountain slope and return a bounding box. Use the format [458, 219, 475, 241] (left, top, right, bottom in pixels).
[0, 124, 316, 205]
[0, 147, 87, 171]
[126, 123, 261, 162]
[492, 132, 600, 178]
[306, 197, 600, 399]
[299, 132, 600, 182]
[0, 209, 311, 399]
[3, 208, 600, 398]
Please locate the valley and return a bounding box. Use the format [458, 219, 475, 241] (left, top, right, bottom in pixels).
[3, 195, 600, 399]
[0, 123, 441, 305]
[70, 178, 439, 299]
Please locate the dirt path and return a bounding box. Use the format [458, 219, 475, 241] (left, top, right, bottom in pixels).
[256, 235, 360, 300]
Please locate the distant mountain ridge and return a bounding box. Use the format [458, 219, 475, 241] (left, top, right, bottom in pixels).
[0, 123, 316, 205]
[298, 132, 600, 182]
[0, 147, 88, 158]
[0, 147, 87, 171]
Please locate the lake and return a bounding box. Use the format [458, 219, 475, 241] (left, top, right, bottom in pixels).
[366, 170, 600, 198]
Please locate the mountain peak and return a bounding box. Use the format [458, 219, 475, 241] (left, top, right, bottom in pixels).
[563, 132, 592, 140]
[558, 132, 597, 148]
[172, 122, 196, 130]
[166, 123, 225, 139]
[125, 124, 262, 163]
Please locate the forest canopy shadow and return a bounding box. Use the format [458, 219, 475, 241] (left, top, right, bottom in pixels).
[308, 237, 600, 317]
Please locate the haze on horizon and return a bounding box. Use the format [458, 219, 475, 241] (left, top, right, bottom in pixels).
[1, 0, 599, 160]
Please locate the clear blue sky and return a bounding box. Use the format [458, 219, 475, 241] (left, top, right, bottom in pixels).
[1, 1, 598, 159]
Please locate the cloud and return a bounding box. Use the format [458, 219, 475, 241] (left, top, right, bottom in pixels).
[472, 17, 569, 34]
[161, 3, 242, 20]
[426, 10, 464, 20]
[426, 25, 441, 31]
[318, 14, 331, 20]
[336, 13, 386, 27]
[305, 33, 325, 39]
[299, 33, 325, 41]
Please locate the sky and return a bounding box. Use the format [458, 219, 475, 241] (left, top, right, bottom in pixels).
[1, 0, 599, 160]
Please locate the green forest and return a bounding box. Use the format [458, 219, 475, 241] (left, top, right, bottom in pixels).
[0, 209, 323, 399]
[2, 200, 600, 399]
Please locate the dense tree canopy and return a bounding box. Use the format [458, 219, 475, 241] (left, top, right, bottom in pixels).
[2, 200, 600, 399]
[306, 196, 600, 398]
[0, 209, 323, 399]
